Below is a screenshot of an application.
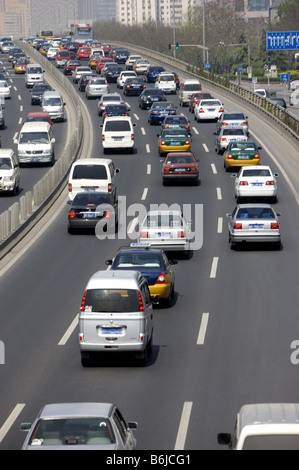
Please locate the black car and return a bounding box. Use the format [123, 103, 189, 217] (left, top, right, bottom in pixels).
[269, 97, 287, 109]
[30, 83, 53, 105]
[63, 60, 81, 75]
[78, 73, 97, 92]
[138, 88, 166, 109]
[103, 65, 123, 82]
[123, 77, 146, 96]
[67, 192, 118, 234]
[160, 115, 191, 134]
[102, 104, 129, 122]
[113, 49, 130, 64]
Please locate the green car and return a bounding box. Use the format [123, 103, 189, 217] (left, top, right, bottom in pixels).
[157, 128, 191, 156]
[224, 141, 261, 170]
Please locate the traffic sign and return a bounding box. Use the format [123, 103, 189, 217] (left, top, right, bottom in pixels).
[252, 77, 257, 84]
[205, 63, 211, 70]
[238, 66, 243, 72]
[267, 31, 299, 50]
[280, 73, 290, 82]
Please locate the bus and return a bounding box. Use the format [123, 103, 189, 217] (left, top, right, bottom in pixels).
[40, 30, 53, 40]
[74, 24, 93, 44]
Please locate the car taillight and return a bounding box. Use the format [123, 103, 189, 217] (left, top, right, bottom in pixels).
[108, 183, 111, 193]
[131, 134, 134, 141]
[254, 153, 260, 158]
[104, 210, 112, 218]
[219, 107, 224, 113]
[271, 222, 279, 230]
[185, 139, 191, 145]
[137, 291, 145, 312]
[140, 231, 148, 238]
[102, 134, 105, 141]
[68, 183, 72, 193]
[68, 209, 77, 219]
[239, 181, 248, 185]
[241, 121, 248, 126]
[226, 153, 233, 159]
[221, 122, 229, 126]
[185, 125, 190, 130]
[160, 140, 166, 146]
[220, 138, 227, 142]
[80, 290, 87, 312]
[266, 181, 275, 186]
[199, 107, 204, 113]
[178, 230, 186, 238]
[156, 273, 166, 284]
[234, 223, 242, 230]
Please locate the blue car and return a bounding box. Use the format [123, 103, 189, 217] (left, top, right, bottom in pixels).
[147, 101, 177, 125]
[105, 245, 176, 306]
[146, 66, 165, 83]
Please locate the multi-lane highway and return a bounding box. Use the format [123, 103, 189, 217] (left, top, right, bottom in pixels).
[0, 44, 299, 451]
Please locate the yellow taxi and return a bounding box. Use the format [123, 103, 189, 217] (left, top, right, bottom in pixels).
[224, 141, 261, 171]
[14, 58, 30, 74]
[158, 128, 191, 156]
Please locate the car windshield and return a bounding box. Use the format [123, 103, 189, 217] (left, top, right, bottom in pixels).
[145, 214, 183, 227]
[0, 158, 12, 169]
[43, 98, 61, 106]
[28, 418, 115, 446]
[73, 194, 110, 206]
[166, 155, 194, 164]
[27, 116, 50, 123]
[160, 75, 174, 81]
[223, 129, 245, 136]
[163, 129, 188, 138]
[19, 132, 49, 143]
[236, 207, 275, 219]
[145, 90, 162, 95]
[153, 103, 174, 109]
[90, 79, 106, 85]
[223, 113, 245, 120]
[72, 165, 108, 180]
[230, 142, 256, 151]
[85, 289, 140, 313]
[105, 105, 127, 113]
[127, 78, 144, 84]
[28, 68, 42, 74]
[103, 96, 121, 102]
[0, 82, 8, 88]
[201, 100, 221, 106]
[242, 169, 271, 177]
[184, 84, 201, 91]
[113, 253, 162, 268]
[164, 117, 187, 124]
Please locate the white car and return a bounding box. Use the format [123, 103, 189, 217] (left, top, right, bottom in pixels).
[155, 73, 177, 94]
[72, 66, 92, 83]
[133, 59, 150, 74]
[125, 55, 142, 70]
[0, 80, 11, 98]
[138, 210, 192, 255]
[85, 77, 109, 99]
[0, 149, 20, 195]
[232, 165, 279, 202]
[117, 71, 137, 89]
[47, 47, 59, 60]
[215, 126, 248, 154]
[194, 99, 224, 122]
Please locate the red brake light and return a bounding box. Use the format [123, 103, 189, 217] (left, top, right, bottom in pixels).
[68, 209, 77, 219]
[266, 181, 274, 186]
[160, 140, 166, 146]
[178, 230, 186, 238]
[226, 153, 233, 159]
[239, 181, 248, 185]
[185, 139, 191, 145]
[219, 107, 224, 113]
[199, 107, 204, 113]
[271, 222, 279, 230]
[137, 291, 145, 312]
[234, 223, 242, 230]
[156, 273, 166, 284]
[80, 290, 88, 312]
[68, 183, 72, 193]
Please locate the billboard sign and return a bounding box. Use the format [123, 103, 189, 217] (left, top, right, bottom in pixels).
[267, 31, 299, 51]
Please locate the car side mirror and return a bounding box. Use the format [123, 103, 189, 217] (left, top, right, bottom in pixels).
[105, 260, 112, 266]
[226, 213, 232, 218]
[217, 433, 232, 446]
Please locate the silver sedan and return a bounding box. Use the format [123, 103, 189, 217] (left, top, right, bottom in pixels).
[215, 126, 248, 154]
[21, 402, 138, 450]
[226, 203, 281, 249]
[85, 77, 109, 99]
[216, 111, 249, 135]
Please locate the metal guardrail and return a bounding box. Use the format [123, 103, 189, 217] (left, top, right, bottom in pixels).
[111, 42, 299, 143]
[0, 43, 83, 253]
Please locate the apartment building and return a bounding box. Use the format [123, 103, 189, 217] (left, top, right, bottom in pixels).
[0, 0, 30, 38]
[116, 0, 200, 26]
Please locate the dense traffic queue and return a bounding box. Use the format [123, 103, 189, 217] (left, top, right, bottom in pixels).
[0, 34, 284, 450]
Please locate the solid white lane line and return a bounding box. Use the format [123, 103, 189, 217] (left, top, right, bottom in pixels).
[211, 163, 217, 174]
[141, 188, 148, 201]
[147, 164, 151, 175]
[58, 315, 79, 346]
[203, 143, 209, 153]
[174, 402, 193, 450]
[197, 313, 209, 345]
[217, 217, 223, 234]
[210, 257, 219, 278]
[217, 187, 222, 200]
[0, 404, 26, 444]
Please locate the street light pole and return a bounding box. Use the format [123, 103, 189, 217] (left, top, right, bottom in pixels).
[203, 0, 206, 65]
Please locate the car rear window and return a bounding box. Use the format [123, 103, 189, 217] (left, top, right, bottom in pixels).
[145, 214, 183, 227]
[84, 289, 140, 313]
[242, 169, 271, 177]
[72, 165, 108, 180]
[113, 253, 162, 268]
[184, 84, 201, 91]
[237, 207, 275, 219]
[105, 121, 131, 132]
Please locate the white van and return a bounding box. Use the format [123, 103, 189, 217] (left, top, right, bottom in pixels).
[155, 72, 177, 94]
[41, 91, 65, 122]
[25, 64, 45, 88]
[218, 403, 299, 450]
[78, 270, 154, 366]
[68, 158, 120, 201]
[179, 79, 202, 106]
[101, 116, 136, 154]
[14, 121, 55, 166]
[0, 148, 20, 195]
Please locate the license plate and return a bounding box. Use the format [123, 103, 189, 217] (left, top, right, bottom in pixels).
[249, 224, 263, 229]
[251, 183, 262, 186]
[102, 327, 123, 335]
[30, 158, 39, 162]
[175, 168, 186, 172]
[157, 233, 170, 238]
[208, 108, 216, 112]
[114, 137, 123, 141]
[171, 142, 180, 146]
[83, 213, 96, 218]
[238, 155, 249, 159]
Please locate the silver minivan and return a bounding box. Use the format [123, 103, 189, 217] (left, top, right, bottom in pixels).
[79, 270, 154, 366]
[25, 64, 45, 88]
[42, 91, 65, 122]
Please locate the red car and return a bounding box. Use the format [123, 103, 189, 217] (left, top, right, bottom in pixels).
[162, 152, 199, 186]
[25, 112, 54, 127]
[63, 59, 81, 75]
[77, 47, 92, 60]
[188, 92, 213, 113]
[96, 58, 115, 74]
